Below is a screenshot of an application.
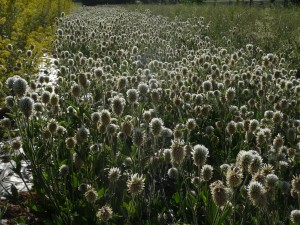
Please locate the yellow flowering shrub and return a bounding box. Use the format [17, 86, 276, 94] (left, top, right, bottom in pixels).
[0, 0, 75, 82]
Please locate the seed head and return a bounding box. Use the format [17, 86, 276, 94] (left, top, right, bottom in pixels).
[186, 118, 196, 131]
[248, 155, 262, 175]
[127, 173, 145, 196]
[5, 96, 14, 108]
[1, 118, 11, 128]
[226, 167, 243, 188]
[48, 119, 58, 134]
[96, 205, 113, 222]
[121, 119, 133, 136]
[150, 118, 164, 137]
[76, 127, 89, 144]
[65, 137, 76, 149]
[11, 138, 22, 150]
[71, 84, 81, 97]
[210, 180, 228, 207]
[292, 175, 300, 193]
[59, 164, 69, 177]
[108, 167, 121, 183]
[171, 139, 186, 165]
[192, 144, 209, 167]
[225, 87, 236, 102]
[132, 128, 145, 147]
[248, 181, 264, 201]
[127, 89, 139, 104]
[168, 167, 178, 179]
[84, 188, 98, 204]
[265, 174, 278, 189]
[41, 91, 51, 104]
[201, 165, 213, 181]
[111, 96, 125, 117]
[291, 210, 300, 225]
[100, 109, 111, 126]
[12, 78, 27, 96]
[19, 97, 34, 117]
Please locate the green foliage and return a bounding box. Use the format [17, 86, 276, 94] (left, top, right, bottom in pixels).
[0, 0, 75, 83]
[1, 5, 300, 225]
[125, 4, 300, 69]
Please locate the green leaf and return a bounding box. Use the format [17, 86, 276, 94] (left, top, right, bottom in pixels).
[216, 205, 232, 225]
[173, 192, 181, 204]
[97, 187, 106, 199]
[199, 191, 207, 204]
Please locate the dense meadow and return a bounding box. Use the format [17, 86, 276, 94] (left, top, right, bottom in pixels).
[1, 3, 300, 225]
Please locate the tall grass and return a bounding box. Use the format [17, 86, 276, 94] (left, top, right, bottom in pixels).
[124, 4, 300, 69]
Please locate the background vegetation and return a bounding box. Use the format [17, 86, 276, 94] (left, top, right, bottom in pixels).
[1, 5, 300, 224]
[124, 4, 300, 70]
[0, 0, 75, 82]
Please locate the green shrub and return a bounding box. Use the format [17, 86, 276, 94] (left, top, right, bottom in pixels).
[0, 0, 75, 83]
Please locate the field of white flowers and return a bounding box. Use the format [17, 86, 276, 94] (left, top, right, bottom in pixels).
[1, 5, 300, 225]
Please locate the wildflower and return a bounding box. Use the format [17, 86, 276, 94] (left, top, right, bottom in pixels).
[171, 139, 185, 165]
[202, 80, 212, 92]
[265, 174, 278, 189]
[127, 89, 139, 104]
[186, 118, 196, 131]
[143, 110, 152, 122]
[121, 119, 133, 136]
[59, 164, 69, 177]
[168, 167, 178, 179]
[226, 121, 236, 135]
[132, 128, 145, 148]
[84, 188, 98, 204]
[248, 181, 264, 201]
[201, 165, 213, 182]
[161, 127, 173, 139]
[164, 149, 172, 163]
[292, 175, 300, 193]
[192, 144, 209, 167]
[111, 96, 126, 116]
[19, 97, 34, 117]
[225, 87, 235, 102]
[71, 84, 81, 97]
[273, 134, 284, 150]
[65, 137, 76, 149]
[12, 78, 27, 96]
[41, 91, 51, 104]
[78, 73, 87, 86]
[117, 76, 127, 90]
[100, 109, 111, 126]
[210, 180, 228, 207]
[150, 118, 164, 137]
[138, 83, 148, 95]
[226, 166, 243, 188]
[5, 96, 14, 108]
[76, 127, 89, 144]
[127, 173, 145, 196]
[91, 112, 101, 125]
[1, 118, 11, 128]
[6, 77, 16, 89]
[96, 205, 113, 222]
[291, 210, 300, 225]
[108, 167, 121, 183]
[11, 138, 22, 150]
[48, 119, 58, 134]
[94, 68, 104, 78]
[248, 155, 262, 175]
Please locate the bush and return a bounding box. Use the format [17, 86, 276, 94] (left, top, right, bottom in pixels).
[0, 0, 75, 83]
